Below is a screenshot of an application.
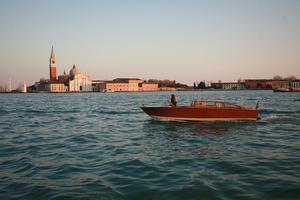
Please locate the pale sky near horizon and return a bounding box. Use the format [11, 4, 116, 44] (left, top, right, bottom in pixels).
[0, 0, 299, 86]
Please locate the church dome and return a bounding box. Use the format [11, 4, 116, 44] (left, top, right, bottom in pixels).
[69, 64, 81, 76]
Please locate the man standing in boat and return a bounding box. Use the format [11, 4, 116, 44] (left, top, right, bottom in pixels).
[170, 94, 177, 107]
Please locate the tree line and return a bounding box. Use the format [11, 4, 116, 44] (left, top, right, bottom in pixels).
[146, 79, 189, 88]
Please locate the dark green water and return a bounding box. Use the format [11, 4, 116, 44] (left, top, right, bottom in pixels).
[0, 91, 299, 200]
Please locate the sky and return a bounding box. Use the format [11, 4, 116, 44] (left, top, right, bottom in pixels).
[0, 0, 299, 86]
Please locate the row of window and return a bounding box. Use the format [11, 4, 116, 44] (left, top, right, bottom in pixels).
[292, 82, 300, 88]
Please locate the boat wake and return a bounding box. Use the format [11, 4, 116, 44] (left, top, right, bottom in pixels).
[260, 109, 300, 115]
[259, 114, 299, 122]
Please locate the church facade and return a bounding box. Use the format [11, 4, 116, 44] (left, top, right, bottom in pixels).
[68, 65, 92, 92]
[36, 47, 92, 92]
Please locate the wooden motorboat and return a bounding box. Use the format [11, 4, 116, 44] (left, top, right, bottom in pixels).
[141, 100, 259, 121]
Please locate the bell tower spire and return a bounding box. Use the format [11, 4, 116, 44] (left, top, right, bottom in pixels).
[50, 45, 55, 59]
[49, 46, 57, 81]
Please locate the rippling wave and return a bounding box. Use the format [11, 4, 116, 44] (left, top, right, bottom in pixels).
[0, 91, 299, 200]
[260, 108, 300, 115]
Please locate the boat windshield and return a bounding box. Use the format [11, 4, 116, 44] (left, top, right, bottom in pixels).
[191, 101, 241, 109]
[224, 102, 241, 108]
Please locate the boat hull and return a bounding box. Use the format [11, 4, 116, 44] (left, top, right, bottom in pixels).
[141, 107, 259, 121]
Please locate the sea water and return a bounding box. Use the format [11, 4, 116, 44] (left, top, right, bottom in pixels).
[0, 91, 299, 199]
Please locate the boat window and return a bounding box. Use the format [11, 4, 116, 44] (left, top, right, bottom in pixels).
[206, 102, 216, 106]
[192, 101, 227, 108]
[224, 103, 238, 108]
[216, 103, 224, 108]
[193, 101, 204, 107]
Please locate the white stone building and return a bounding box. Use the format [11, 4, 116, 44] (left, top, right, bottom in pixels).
[99, 78, 143, 92]
[222, 82, 246, 90]
[68, 65, 92, 92]
[139, 82, 159, 91]
[291, 80, 300, 91]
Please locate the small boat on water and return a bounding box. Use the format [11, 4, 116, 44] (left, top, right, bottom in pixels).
[273, 88, 291, 92]
[141, 100, 259, 121]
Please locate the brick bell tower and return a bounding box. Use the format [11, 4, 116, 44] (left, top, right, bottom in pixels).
[49, 46, 57, 81]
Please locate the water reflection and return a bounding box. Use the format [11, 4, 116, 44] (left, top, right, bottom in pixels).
[140, 126, 200, 161]
[143, 119, 254, 136]
[141, 120, 257, 160]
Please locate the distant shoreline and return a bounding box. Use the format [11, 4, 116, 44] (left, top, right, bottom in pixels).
[0, 89, 277, 94]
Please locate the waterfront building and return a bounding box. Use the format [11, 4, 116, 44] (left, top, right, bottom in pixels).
[211, 82, 223, 89]
[99, 78, 142, 92]
[34, 47, 92, 92]
[291, 80, 300, 91]
[98, 78, 158, 92]
[35, 79, 50, 92]
[159, 87, 176, 91]
[92, 80, 106, 92]
[34, 79, 66, 92]
[211, 82, 246, 90]
[113, 78, 143, 92]
[99, 81, 130, 92]
[21, 82, 27, 93]
[271, 80, 290, 89]
[221, 82, 246, 90]
[68, 65, 92, 92]
[139, 82, 159, 91]
[244, 79, 273, 89]
[211, 79, 297, 90]
[46, 82, 68, 92]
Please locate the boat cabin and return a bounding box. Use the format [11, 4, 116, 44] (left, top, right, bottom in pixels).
[191, 100, 243, 109]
